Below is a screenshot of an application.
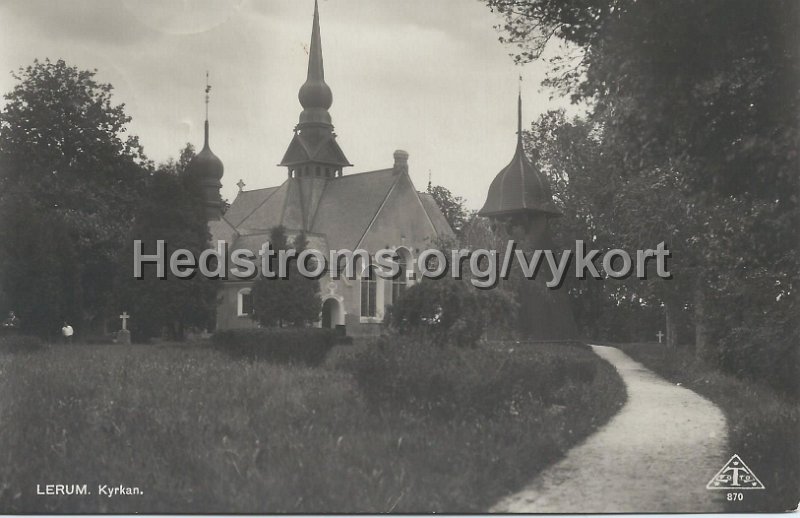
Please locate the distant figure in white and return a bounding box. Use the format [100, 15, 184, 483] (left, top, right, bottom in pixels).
[61, 321, 74, 344]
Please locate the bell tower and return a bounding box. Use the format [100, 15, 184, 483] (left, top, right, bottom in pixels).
[479, 91, 577, 340]
[279, 0, 351, 179]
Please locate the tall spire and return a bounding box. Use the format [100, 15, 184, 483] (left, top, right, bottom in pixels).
[307, 0, 324, 84]
[280, 0, 351, 174]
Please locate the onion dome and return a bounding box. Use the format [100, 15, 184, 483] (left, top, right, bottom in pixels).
[479, 93, 561, 218]
[189, 110, 224, 220]
[190, 120, 224, 181]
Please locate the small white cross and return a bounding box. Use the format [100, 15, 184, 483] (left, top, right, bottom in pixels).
[656, 330, 664, 344]
[120, 311, 130, 331]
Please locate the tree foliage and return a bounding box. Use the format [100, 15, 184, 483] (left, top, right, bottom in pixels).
[251, 226, 321, 327]
[0, 59, 149, 335]
[115, 144, 217, 341]
[427, 184, 470, 236]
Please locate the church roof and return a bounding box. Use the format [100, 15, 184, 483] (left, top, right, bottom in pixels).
[418, 192, 456, 237]
[478, 94, 561, 218]
[222, 168, 403, 251]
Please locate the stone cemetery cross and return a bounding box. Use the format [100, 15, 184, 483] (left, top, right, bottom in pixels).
[656, 330, 664, 344]
[120, 311, 130, 330]
[118, 311, 131, 345]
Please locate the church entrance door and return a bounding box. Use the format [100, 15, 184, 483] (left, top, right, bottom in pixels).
[321, 298, 342, 329]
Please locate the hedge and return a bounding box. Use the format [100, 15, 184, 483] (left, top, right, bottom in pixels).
[212, 328, 335, 365]
[0, 333, 45, 353]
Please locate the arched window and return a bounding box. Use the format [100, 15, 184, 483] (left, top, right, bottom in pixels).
[392, 253, 407, 303]
[360, 265, 377, 318]
[237, 288, 253, 317]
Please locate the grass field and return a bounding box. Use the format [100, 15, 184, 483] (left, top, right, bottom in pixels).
[0, 339, 625, 513]
[618, 342, 799, 513]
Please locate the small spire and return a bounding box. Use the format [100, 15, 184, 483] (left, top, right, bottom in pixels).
[204, 71, 211, 148]
[517, 74, 523, 143]
[237, 179, 246, 192]
[427, 169, 432, 191]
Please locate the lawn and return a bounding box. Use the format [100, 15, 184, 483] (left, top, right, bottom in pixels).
[0, 339, 625, 513]
[618, 342, 799, 513]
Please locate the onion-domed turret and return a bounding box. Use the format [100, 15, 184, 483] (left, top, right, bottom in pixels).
[479, 93, 561, 219]
[188, 86, 224, 220]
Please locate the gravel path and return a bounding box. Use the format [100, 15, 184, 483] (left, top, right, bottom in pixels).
[491, 344, 729, 513]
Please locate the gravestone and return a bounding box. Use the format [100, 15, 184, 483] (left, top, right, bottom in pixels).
[118, 311, 131, 345]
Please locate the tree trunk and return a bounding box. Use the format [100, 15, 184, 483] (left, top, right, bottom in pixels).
[694, 285, 707, 359]
[665, 301, 678, 349]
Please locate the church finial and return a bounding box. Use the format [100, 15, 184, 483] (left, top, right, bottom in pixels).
[204, 71, 211, 148]
[427, 169, 432, 192]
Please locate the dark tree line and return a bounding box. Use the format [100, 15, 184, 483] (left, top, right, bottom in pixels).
[0, 59, 215, 340]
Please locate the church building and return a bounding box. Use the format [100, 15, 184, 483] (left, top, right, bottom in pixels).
[187, 1, 453, 337]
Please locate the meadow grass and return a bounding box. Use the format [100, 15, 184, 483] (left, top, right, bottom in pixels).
[0, 339, 625, 513]
[618, 342, 799, 513]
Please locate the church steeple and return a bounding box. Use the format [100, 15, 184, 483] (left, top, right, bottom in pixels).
[279, 0, 351, 178]
[188, 72, 224, 220]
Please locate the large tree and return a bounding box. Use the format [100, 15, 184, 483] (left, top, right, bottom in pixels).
[0, 59, 149, 336]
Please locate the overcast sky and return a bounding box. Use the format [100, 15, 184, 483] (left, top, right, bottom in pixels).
[0, 0, 577, 209]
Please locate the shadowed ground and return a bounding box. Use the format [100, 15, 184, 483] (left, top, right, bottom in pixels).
[491, 344, 729, 513]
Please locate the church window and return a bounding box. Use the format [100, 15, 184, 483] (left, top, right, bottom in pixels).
[392, 255, 407, 303]
[360, 266, 377, 318]
[237, 288, 253, 317]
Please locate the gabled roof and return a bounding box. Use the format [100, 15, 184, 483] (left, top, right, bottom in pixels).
[310, 168, 397, 250]
[224, 168, 405, 252]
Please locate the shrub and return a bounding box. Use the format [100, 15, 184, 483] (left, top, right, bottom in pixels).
[212, 328, 334, 366]
[388, 277, 516, 347]
[0, 333, 45, 353]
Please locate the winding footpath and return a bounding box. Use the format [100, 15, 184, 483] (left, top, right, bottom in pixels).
[491, 345, 729, 513]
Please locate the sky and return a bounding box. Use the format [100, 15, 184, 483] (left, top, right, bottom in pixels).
[0, 0, 578, 209]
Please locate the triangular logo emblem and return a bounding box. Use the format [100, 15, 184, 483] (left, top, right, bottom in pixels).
[707, 454, 765, 490]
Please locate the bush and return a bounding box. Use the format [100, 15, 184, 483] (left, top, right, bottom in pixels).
[388, 278, 516, 347]
[0, 333, 45, 353]
[212, 328, 334, 366]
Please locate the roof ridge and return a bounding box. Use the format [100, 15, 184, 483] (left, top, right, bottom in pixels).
[334, 167, 393, 179]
